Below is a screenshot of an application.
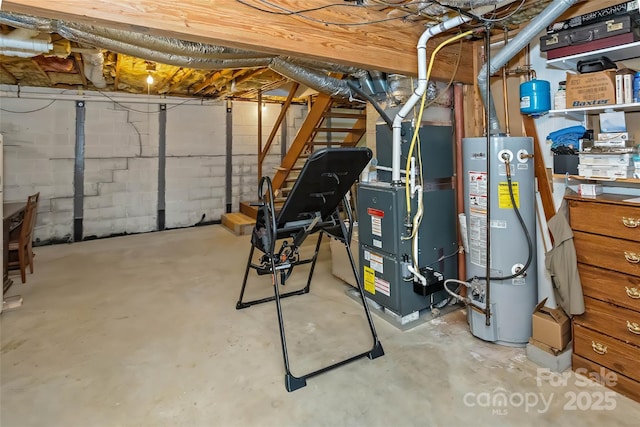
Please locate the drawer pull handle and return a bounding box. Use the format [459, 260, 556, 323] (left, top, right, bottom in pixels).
[626, 287, 640, 299]
[628, 321, 640, 335]
[623, 217, 640, 228]
[591, 341, 608, 355]
[624, 251, 640, 263]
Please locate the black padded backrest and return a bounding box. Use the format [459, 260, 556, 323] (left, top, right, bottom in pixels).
[276, 147, 372, 227]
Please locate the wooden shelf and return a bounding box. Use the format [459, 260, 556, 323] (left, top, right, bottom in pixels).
[549, 102, 640, 117]
[553, 173, 640, 184]
[546, 41, 640, 71]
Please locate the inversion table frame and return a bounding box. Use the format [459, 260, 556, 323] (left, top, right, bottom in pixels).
[236, 147, 384, 392]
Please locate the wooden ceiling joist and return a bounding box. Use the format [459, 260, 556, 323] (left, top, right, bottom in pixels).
[113, 53, 122, 90]
[1, 0, 474, 83]
[73, 53, 88, 87]
[0, 64, 18, 84]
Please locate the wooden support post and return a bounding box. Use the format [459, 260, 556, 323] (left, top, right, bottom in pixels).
[523, 115, 555, 221]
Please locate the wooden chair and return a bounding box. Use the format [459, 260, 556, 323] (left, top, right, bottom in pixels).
[8, 192, 40, 283]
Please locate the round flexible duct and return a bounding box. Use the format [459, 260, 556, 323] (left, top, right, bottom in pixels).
[0, 11, 367, 99]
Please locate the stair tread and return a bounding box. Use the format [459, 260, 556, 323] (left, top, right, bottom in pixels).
[323, 111, 366, 119]
[315, 127, 365, 132]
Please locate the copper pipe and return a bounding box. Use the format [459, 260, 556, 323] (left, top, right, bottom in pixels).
[502, 27, 510, 135]
[454, 82, 466, 287]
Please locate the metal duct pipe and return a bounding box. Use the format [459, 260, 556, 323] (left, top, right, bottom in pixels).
[269, 57, 352, 98]
[0, 12, 53, 32]
[0, 11, 363, 98]
[56, 25, 274, 70]
[477, 0, 578, 135]
[68, 23, 270, 60]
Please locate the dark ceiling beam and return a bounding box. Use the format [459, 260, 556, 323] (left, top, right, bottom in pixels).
[1, 0, 474, 82]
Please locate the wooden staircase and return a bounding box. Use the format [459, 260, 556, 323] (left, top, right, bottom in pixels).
[222, 94, 366, 235]
[241, 95, 366, 221]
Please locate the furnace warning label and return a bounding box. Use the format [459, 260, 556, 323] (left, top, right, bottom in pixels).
[468, 171, 487, 209]
[375, 277, 390, 297]
[369, 252, 384, 274]
[363, 266, 375, 294]
[469, 209, 487, 268]
[498, 182, 520, 209]
[371, 216, 382, 237]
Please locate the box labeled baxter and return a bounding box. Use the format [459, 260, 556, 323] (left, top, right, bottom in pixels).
[566, 70, 616, 108]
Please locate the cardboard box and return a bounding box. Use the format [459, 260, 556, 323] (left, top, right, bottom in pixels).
[532, 298, 571, 351]
[566, 70, 616, 109]
[599, 111, 627, 133]
[578, 183, 603, 197]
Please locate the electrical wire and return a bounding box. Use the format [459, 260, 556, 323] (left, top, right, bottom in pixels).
[403, 29, 473, 234]
[431, 0, 526, 24]
[237, 0, 376, 15]
[0, 99, 57, 113]
[234, 0, 430, 26]
[426, 246, 461, 268]
[95, 90, 203, 113]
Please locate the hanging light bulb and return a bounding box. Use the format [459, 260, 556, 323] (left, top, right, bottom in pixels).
[145, 61, 156, 86]
[262, 102, 266, 111]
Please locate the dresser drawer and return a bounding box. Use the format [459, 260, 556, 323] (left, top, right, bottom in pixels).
[572, 353, 640, 404]
[579, 263, 640, 313]
[573, 297, 640, 347]
[574, 324, 640, 383]
[574, 231, 640, 277]
[568, 199, 640, 242]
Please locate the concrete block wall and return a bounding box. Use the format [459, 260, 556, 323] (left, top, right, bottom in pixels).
[231, 102, 306, 206]
[1, 88, 306, 243]
[1, 98, 76, 243]
[83, 103, 160, 237]
[165, 103, 227, 228]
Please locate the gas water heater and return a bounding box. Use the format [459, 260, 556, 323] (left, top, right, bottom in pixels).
[462, 136, 537, 346]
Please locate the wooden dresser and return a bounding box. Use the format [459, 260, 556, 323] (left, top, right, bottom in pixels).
[566, 193, 640, 403]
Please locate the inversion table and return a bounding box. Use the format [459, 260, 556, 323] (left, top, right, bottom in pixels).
[236, 147, 384, 392]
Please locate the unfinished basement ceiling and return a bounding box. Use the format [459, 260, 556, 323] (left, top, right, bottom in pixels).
[0, 1, 550, 102]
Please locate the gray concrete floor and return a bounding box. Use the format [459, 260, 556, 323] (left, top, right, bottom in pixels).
[1, 225, 639, 427]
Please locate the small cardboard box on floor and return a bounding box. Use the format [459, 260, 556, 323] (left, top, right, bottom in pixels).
[527, 299, 572, 372]
[532, 298, 571, 351]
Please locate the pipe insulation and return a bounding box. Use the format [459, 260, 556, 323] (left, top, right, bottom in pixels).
[81, 51, 107, 89]
[477, 0, 578, 135]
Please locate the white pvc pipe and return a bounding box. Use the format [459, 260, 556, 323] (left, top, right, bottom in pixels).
[0, 86, 222, 106]
[391, 14, 471, 184]
[0, 28, 52, 54]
